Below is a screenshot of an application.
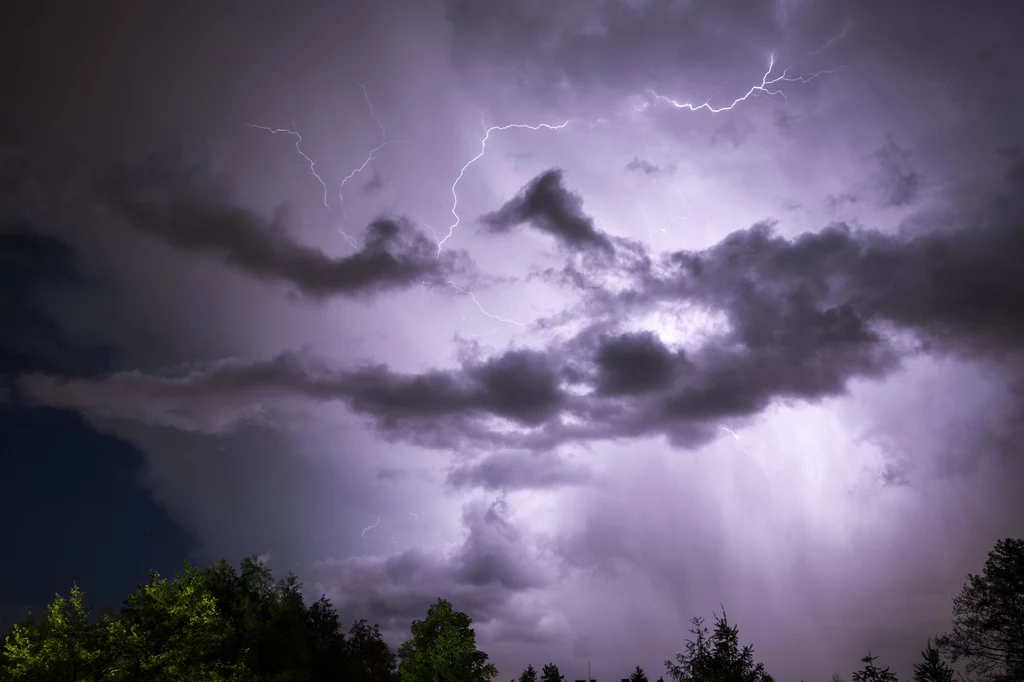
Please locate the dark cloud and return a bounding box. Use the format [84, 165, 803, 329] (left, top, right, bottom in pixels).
[18, 348, 567, 444]
[446, 451, 592, 492]
[593, 331, 676, 396]
[480, 169, 614, 254]
[20, 158, 1024, 457]
[0, 227, 116, 384]
[625, 157, 676, 177]
[91, 155, 469, 300]
[312, 499, 549, 637]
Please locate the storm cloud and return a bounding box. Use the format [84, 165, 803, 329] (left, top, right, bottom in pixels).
[480, 169, 615, 254]
[8, 1, 1024, 679]
[28, 154, 1024, 455]
[91, 156, 469, 300]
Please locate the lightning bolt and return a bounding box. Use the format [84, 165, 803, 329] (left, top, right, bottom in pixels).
[409, 512, 418, 520]
[338, 81, 404, 236]
[719, 425, 752, 455]
[360, 515, 380, 539]
[648, 53, 830, 115]
[642, 196, 692, 250]
[809, 21, 853, 56]
[445, 281, 524, 327]
[245, 123, 331, 210]
[436, 114, 571, 257]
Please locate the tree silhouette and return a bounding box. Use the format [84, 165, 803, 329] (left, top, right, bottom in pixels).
[630, 664, 650, 682]
[664, 610, 773, 682]
[935, 538, 1024, 682]
[912, 639, 953, 682]
[397, 598, 498, 682]
[541, 662, 566, 682]
[851, 653, 898, 682]
[520, 663, 539, 682]
[348, 619, 399, 682]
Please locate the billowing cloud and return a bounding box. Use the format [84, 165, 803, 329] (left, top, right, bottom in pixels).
[480, 169, 614, 254]
[446, 451, 592, 492]
[91, 156, 470, 300]
[310, 498, 554, 640]
[625, 158, 676, 177]
[24, 157, 1024, 457]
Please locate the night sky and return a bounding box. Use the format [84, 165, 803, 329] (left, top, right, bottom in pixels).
[3, 1, 1024, 680]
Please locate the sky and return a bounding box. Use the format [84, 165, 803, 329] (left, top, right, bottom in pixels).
[2, 0, 1024, 679]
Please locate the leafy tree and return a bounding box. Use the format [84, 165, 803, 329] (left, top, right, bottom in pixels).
[935, 538, 1024, 682]
[540, 662, 565, 682]
[851, 653, 898, 682]
[630, 664, 650, 682]
[304, 596, 350, 680]
[109, 561, 247, 680]
[519, 663, 539, 682]
[912, 639, 953, 682]
[397, 598, 498, 682]
[0, 556, 379, 682]
[0, 584, 106, 681]
[347, 619, 398, 682]
[664, 610, 773, 682]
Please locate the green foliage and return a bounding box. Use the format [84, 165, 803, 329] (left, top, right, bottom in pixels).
[0, 584, 104, 681]
[911, 639, 953, 682]
[540, 662, 565, 682]
[664, 610, 773, 682]
[519, 663, 538, 682]
[397, 598, 498, 682]
[0, 556, 379, 682]
[630, 664, 650, 682]
[851, 653, 898, 682]
[935, 538, 1024, 682]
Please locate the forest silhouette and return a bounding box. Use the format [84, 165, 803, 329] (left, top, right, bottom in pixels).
[2, 538, 1021, 682]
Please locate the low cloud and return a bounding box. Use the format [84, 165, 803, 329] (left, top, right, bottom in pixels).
[446, 451, 592, 492]
[625, 158, 676, 177]
[310, 498, 553, 640]
[480, 169, 615, 254]
[20, 159, 1024, 463]
[92, 155, 470, 300]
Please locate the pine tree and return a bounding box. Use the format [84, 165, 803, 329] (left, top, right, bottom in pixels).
[520, 663, 539, 682]
[630, 664, 650, 682]
[912, 639, 953, 682]
[851, 652, 898, 682]
[541, 662, 566, 682]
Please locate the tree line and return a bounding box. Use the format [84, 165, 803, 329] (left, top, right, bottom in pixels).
[2, 538, 1022, 681]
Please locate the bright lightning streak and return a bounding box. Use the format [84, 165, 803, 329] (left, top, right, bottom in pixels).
[337, 81, 403, 233]
[360, 515, 380, 539]
[436, 116, 571, 257]
[648, 53, 829, 115]
[409, 513, 418, 521]
[642, 194, 692, 250]
[245, 124, 331, 210]
[445, 281, 523, 327]
[719, 425, 751, 454]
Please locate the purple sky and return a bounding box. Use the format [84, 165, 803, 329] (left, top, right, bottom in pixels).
[4, 1, 1024, 680]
